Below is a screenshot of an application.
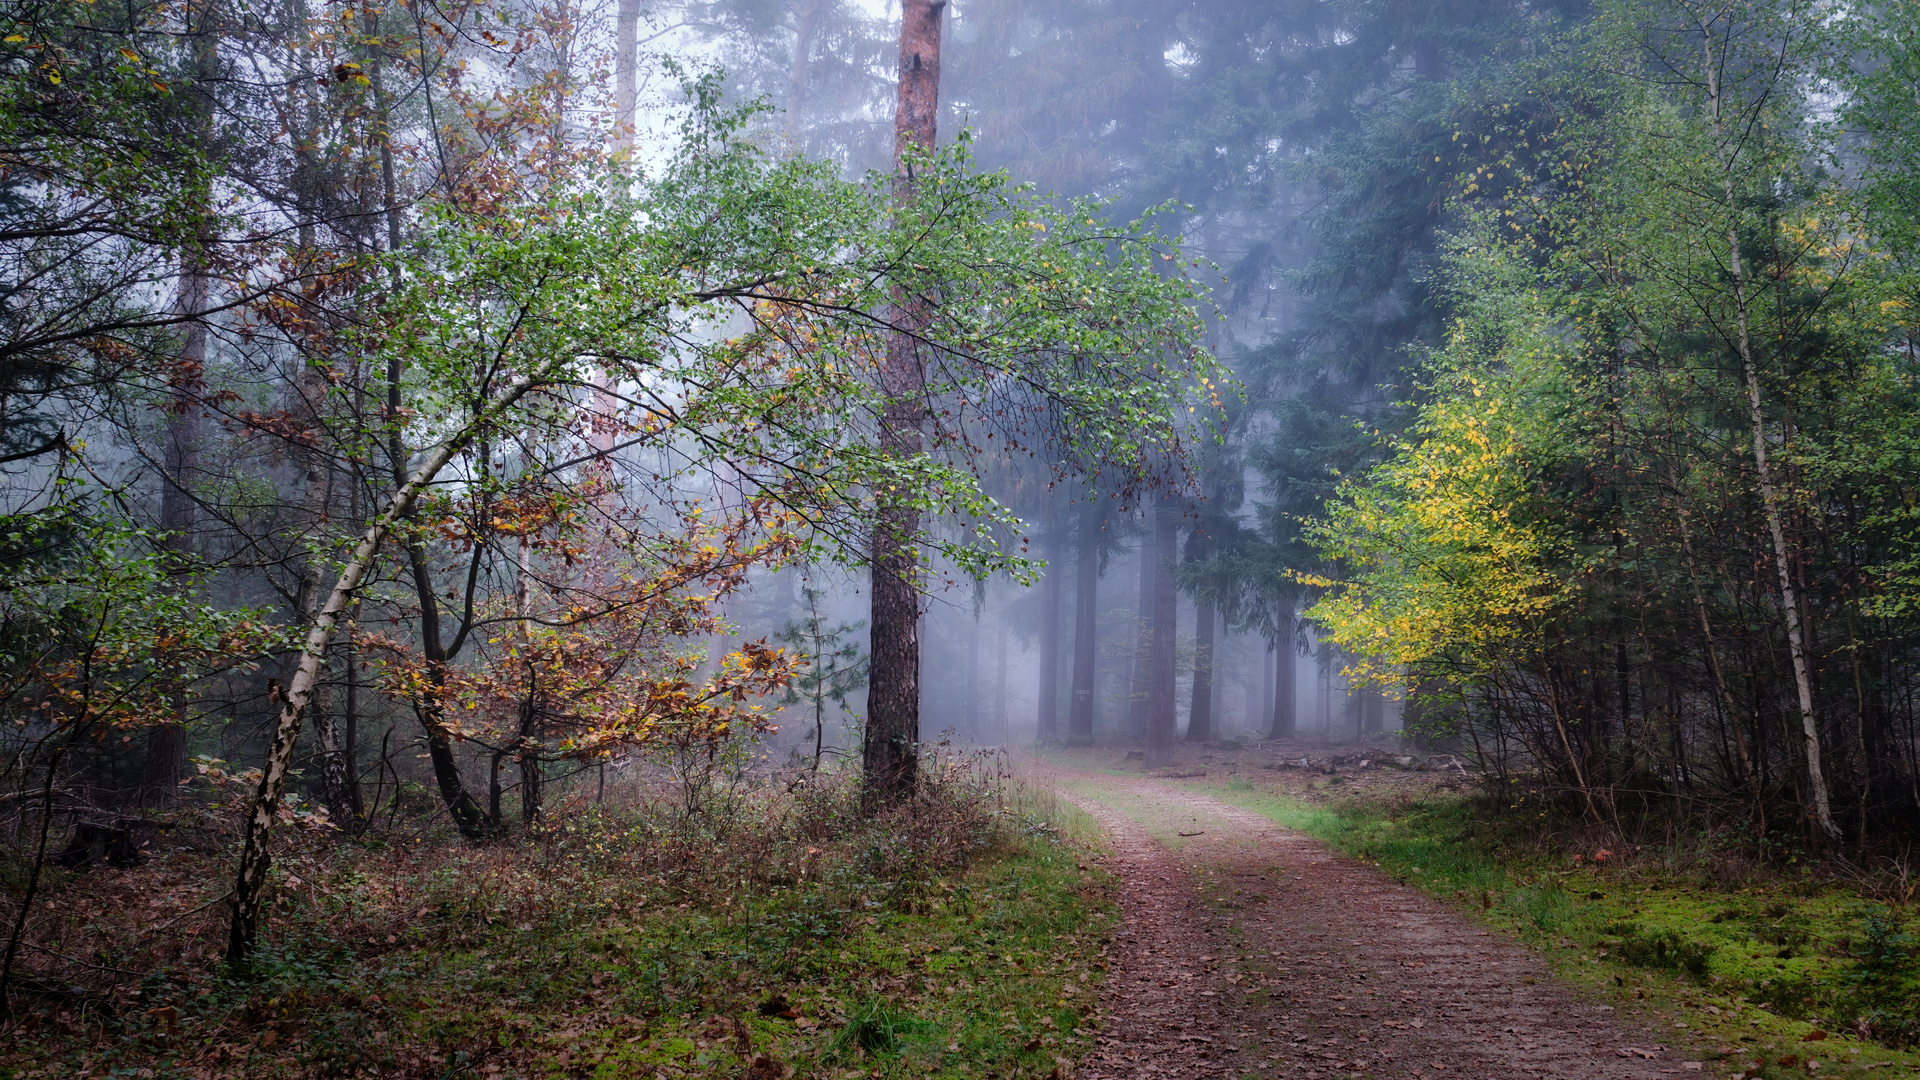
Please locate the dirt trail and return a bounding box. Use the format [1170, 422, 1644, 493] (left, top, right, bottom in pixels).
[1054, 770, 1703, 1080]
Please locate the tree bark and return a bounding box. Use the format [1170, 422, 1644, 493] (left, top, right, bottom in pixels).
[1187, 601, 1216, 742]
[143, 0, 218, 802]
[1, 741, 66, 1017]
[1360, 688, 1384, 735]
[1268, 595, 1295, 738]
[1261, 639, 1275, 736]
[965, 598, 981, 739]
[294, 349, 347, 821]
[1145, 497, 1178, 766]
[1670, 465, 1765, 832]
[228, 373, 546, 963]
[994, 614, 1008, 741]
[1068, 496, 1100, 745]
[1036, 517, 1062, 742]
[863, 0, 944, 809]
[1128, 527, 1152, 736]
[785, 0, 824, 143]
[614, 0, 640, 157]
[1183, 525, 1214, 743]
[516, 532, 542, 827]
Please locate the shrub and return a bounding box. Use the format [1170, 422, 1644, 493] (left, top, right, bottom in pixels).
[1507, 882, 1574, 933]
[832, 996, 932, 1056]
[1602, 921, 1716, 980]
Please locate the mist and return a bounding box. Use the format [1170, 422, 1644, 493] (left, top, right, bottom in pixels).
[11, 0, 1920, 1068]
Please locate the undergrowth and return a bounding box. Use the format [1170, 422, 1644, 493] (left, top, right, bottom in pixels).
[0, 747, 1115, 1079]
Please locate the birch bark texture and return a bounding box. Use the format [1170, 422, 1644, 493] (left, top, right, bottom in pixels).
[1693, 7, 1837, 844]
[228, 375, 544, 962]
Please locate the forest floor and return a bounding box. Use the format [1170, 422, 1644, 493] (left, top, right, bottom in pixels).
[0, 767, 1113, 1080]
[1040, 738, 1920, 1080]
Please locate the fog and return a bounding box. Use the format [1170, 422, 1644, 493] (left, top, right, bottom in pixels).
[660, 0, 1416, 757]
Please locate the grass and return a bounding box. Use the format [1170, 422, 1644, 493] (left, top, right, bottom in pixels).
[0, 770, 1116, 1080]
[1195, 777, 1920, 1080]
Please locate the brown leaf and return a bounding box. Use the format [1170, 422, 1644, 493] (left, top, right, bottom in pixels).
[1803, 1030, 1828, 1042]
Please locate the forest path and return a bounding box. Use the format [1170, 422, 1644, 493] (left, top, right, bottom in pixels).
[1047, 767, 1702, 1080]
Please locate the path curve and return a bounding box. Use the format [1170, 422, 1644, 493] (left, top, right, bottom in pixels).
[1054, 770, 1699, 1080]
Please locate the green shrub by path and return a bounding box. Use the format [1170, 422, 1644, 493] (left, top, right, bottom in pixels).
[1194, 778, 1920, 1076]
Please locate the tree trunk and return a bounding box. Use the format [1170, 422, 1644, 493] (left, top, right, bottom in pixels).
[296, 367, 348, 821]
[995, 615, 1008, 742]
[1183, 524, 1213, 743]
[342, 618, 363, 828]
[1145, 497, 1178, 766]
[1036, 518, 1062, 743]
[1261, 639, 1275, 736]
[1128, 528, 1152, 736]
[228, 373, 543, 961]
[398, 501, 491, 837]
[1187, 601, 1216, 742]
[965, 599, 981, 739]
[1269, 595, 1296, 738]
[368, 20, 493, 837]
[863, 0, 944, 809]
[785, 0, 824, 142]
[1696, 16, 1837, 846]
[1068, 496, 1100, 745]
[1360, 688, 1384, 735]
[614, 0, 640, 156]
[0, 741, 66, 1018]
[342, 463, 366, 831]
[516, 532, 542, 827]
[1670, 467, 1766, 833]
[144, 0, 218, 803]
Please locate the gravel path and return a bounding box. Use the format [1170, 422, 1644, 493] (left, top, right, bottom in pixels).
[1055, 771, 1705, 1080]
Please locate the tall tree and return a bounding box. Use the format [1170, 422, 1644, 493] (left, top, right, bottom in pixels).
[1035, 512, 1063, 743]
[1146, 496, 1179, 764]
[1067, 494, 1101, 745]
[1127, 526, 1153, 735]
[1185, 563, 1217, 742]
[862, 0, 945, 806]
[142, 0, 222, 801]
[1269, 597, 1296, 738]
